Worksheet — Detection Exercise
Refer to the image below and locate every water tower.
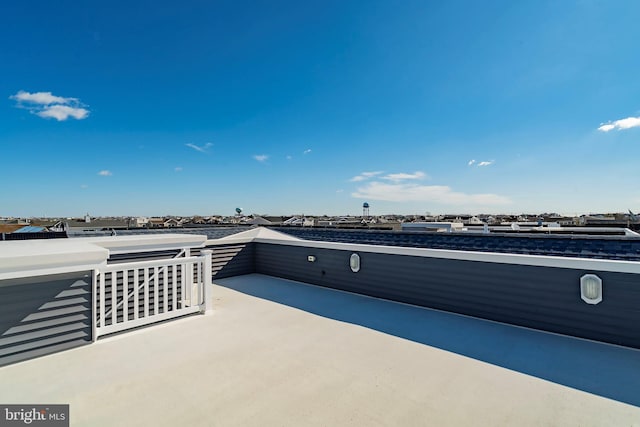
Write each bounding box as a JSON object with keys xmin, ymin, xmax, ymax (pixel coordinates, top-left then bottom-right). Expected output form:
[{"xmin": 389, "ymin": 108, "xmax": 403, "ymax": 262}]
[{"xmin": 362, "ymin": 202, "xmax": 370, "ymax": 219}]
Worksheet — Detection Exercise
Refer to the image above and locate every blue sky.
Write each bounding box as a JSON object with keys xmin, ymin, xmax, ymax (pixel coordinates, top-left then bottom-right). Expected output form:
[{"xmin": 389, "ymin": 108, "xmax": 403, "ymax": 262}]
[{"xmin": 2, "ymin": 0, "xmax": 640, "ymax": 217}]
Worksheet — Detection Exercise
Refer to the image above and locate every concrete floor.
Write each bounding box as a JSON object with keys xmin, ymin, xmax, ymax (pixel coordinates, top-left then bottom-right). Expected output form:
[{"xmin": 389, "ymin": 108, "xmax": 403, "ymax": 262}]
[{"xmin": 0, "ymin": 274, "xmax": 639, "ymax": 426}]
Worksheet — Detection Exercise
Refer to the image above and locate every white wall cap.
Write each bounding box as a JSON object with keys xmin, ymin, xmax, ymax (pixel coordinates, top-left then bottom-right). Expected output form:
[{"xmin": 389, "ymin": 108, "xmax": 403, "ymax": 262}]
[
  {"xmin": 402, "ymin": 222, "xmax": 464, "ymax": 229},
  {"xmin": 0, "ymin": 239, "xmax": 108, "ymax": 280},
  {"xmin": 0, "ymin": 233, "xmax": 208, "ymax": 280},
  {"xmin": 207, "ymin": 227, "xmax": 303, "ymax": 245},
  {"xmin": 79, "ymin": 233, "xmax": 208, "ymax": 254}
]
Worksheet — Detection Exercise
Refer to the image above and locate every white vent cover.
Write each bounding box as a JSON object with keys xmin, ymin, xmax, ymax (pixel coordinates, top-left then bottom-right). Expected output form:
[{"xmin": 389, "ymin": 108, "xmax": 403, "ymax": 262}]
[{"xmin": 580, "ymin": 274, "xmax": 602, "ymax": 305}]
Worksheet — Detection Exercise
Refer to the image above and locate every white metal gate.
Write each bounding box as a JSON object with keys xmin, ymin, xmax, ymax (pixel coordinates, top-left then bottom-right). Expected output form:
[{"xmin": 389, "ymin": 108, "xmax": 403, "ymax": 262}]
[{"xmin": 94, "ymin": 250, "xmax": 212, "ymax": 338}]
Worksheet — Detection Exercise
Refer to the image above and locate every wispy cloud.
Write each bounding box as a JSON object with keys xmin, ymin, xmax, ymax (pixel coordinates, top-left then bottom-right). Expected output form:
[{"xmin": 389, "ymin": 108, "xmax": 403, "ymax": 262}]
[
  {"xmin": 253, "ymin": 154, "xmax": 269, "ymax": 162},
  {"xmin": 98, "ymin": 170, "xmax": 112, "ymax": 176},
  {"xmin": 36, "ymin": 105, "xmax": 89, "ymax": 120},
  {"xmin": 80, "ymin": 184, "xmax": 89, "ymax": 189},
  {"xmin": 468, "ymin": 159, "xmax": 494, "ymax": 167},
  {"xmin": 185, "ymin": 142, "xmax": 213, "ymax": 153},
  {"xmin": 349, "ymin": 171, "xmax": 383, "ymax": 182},
  {"xmin": 11, "ymin": 91, "xmax": 74, "ymax": 105},
  {"xmin": 336, "ymin": 189, "xmax": 344, "ymax": 193},
  {"xmin": 303, "ymin": 149, "xmax": 312, "ymax": 154},
  {"xmin": 352, "ymin": 182, "xmax": 511, "ymax": 205},
  {"xmin": 382, "ymin": 171, "xmax": 426, "ymax": 182},
  {"xmin": 598, "ymin": 116, "xmax": 640, "ymax": 132},
  {"xmin": 10, "ymin": 90, "xmax": 89, "ymax": 121},
  {"xmin": 477, "ymin": 161, "xmax": 494, "ymax": 167},
  {"xmin": 174, "ymin": 167, "xmax": 183, "ymax": 172}
]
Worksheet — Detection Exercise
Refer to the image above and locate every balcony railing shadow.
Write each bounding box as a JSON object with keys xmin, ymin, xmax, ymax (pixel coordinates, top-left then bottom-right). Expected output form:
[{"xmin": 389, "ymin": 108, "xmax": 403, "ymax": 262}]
[{"xmin": 217, "ymin": 273, "xmax": 640, "ymax": 408}]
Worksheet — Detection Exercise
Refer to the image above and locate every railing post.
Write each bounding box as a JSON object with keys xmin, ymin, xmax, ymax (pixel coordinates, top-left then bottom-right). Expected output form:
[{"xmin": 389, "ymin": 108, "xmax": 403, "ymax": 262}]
[
  {"xmin": 200, "ymin": 250, "xmax": 213, "ymax": 315},
  {"xmin": 92, "ymin": 268, "xmax": 98, "ymax": 342}
]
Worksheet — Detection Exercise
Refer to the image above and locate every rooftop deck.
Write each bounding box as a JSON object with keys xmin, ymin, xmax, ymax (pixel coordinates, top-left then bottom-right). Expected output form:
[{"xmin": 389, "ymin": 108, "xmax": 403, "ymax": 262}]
[{"xmin": 1, "ymin": 274, "xmax": 638, "ymax": 426}]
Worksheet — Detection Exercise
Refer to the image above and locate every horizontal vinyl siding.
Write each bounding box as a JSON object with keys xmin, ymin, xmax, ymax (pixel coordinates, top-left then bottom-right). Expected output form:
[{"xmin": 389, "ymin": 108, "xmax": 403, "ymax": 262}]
[
  {"xmin": 107, "ymin": 249, "xmax": 183, "ymax": 263},
  {"xmin": 112, "ymin": 244, "xmax": 255, "ymax": 280},
  {"xmin": 0, "ymin": 272, "xmax": 93, "ymax": 366},
  {"xmin": 255, "ymin": 243, "xmax": 640, "ymax": 349},
  {"xmin": 198, "ymin": 243, "xmax": 255, "ymax": 279}
]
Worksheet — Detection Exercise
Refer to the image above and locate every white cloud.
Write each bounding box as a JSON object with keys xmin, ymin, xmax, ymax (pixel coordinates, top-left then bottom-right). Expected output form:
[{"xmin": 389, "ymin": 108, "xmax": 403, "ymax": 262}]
[
  {"xmin": 36, "ymin": 105, "xmax": 89, "ymax": 121},
  {"xmin": 174, "ymin": 167, "xmax": 183, "ymax": 172},
  {"xmin": 349, "ymin": 171, "xmax": 383, "ymax": 182},
  {"xmin": 382, "ymin": 171, "xmax": 426, "ymax": 182},
  {"xmin": 468, "ymin": 159, "xmax": 493, "ymax": 167},
  {"xmin": 98, "ymin": 170, "xmax": 112, "ymax": 176},
  {"xmin": 10, "ymin": 90, "xmax": 89, "ymax": 121},
  {"xmin": 303, "ymin": 149, "xmax": 312, "ymax": 154},
  {"xmin": 10, "ymin": 90, "xmax": 75, "ymax": 105},
  {"xmin": 253, "ymin": 154, "xmax": 269, "ymax": 162},
  {"xmin": 185, "ymin": 142, "xmax": 213, "ymax": 153},
  {"xmin": 477, "ymin": 161, "xmax": 494, "ymax": 167},
  {"xmin": 352, "ymin": 181, "xmax": 511, "ymax": 205},
  {"xmin": 598, "ymin": 116, "xmax": 640, "ymax": 132}
]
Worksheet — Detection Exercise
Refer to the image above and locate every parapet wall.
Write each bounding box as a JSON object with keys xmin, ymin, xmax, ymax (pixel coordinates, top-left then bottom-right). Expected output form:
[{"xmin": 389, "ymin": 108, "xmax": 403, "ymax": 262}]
[{"xmin": 253, "ymin": 238, "xmax": 640, "ymax": 349}]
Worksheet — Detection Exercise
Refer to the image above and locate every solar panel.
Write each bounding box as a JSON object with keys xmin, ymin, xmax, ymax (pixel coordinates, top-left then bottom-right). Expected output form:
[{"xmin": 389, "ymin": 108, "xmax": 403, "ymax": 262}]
[{"xmin": 14, "ymin": 226, "xmax": 46, "ymax": 233}]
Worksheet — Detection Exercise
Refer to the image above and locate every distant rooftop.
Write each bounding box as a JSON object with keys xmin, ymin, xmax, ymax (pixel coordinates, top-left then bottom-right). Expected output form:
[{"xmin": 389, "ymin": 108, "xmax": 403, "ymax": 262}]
[
  {"xmin": 73, "ymin": 225, "xmax": 640, "ymax": 261},
  {"xmin": 273, "ymin": 227, "xmax": 640, "ymax": 261}
]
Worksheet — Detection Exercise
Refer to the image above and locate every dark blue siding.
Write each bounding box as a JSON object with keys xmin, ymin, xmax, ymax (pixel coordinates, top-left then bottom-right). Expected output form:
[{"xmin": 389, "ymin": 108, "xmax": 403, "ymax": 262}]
[
  {"xmin": 0, "ymin": 272, "xmax": 93, "ymax": 366},
  {"xmin": 197, "ymin": 243, "xmax": 255, "ymax": 279},
  {"xmin": 255, "ymin": 243, "xmax": 640, "ymax": 349}
]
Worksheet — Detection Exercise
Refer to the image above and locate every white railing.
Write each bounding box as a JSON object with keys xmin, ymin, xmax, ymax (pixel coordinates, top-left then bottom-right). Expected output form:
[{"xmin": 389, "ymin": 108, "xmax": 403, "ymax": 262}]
[{"xmin": 94, "ymin": 250, "xmax": 212, "ymax": 338}]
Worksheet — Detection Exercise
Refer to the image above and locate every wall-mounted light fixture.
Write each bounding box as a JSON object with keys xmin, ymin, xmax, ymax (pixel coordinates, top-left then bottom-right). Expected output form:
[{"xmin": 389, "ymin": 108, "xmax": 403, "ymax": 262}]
[
  {"xmin": 307, "ymin": 255, "xmax": 316, "ymax": 262},
  {"xmin": 349, "ymin": 253, "xmax": 361, "ymax": 273},
  {"xmin": 580, "ymin": 274, "xmax": 602, "ymax": 305}
]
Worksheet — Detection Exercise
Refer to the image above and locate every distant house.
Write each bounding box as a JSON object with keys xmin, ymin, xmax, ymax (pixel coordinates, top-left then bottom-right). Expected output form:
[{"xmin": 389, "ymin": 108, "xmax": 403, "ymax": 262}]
[
  {"xmin": 164, "ymin": 218, "xmax": 180, "ymax": 228},
  {"xmin": 133, "ymin": 217, "xmax": 149, "ymax": 228},
  {"xmin": 64, "ymin": 215, "xmax": 132, "ymax": 231},
  {"xmin": 283, "ymin": 217, "xmax": 304, "ymax": 226},
  {"xmin": 148, "ymin": 218, "xmax": 165, "ymax": 228},
  {"xmin": 205, "ymin": 216, "xmax": 222, "ymax": 224},
  {"xmin": 335, "ymin": 217, "xmax": 362, "ymax": 227},
  {"xmin": 221, "ymin": 216, "xmax": 241, "ymax": 224},
  {"xmin": 468, "ymin": 216, "xmax": 484, "ymax": 225},
  {"xmin": 246, "ymin": 216, "xmax": 273, "ymax": 226},
  {"xmin": 191, "ymin": 217, "xmax": 207, "ymax": 225},
  {"xmin": 261, "ymin": 216, "xmax": 285, "ymax": 225}
]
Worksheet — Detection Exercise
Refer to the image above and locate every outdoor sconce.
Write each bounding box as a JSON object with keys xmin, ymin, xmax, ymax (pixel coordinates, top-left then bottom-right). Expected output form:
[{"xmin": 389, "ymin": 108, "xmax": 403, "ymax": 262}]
[
  {"xmin": 580, "ymin": 274, "xmax": 602, "ymax": 305},
  {"xmin": 349, "ymin": 253, "xmax": 361, "ymax": 273}
]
